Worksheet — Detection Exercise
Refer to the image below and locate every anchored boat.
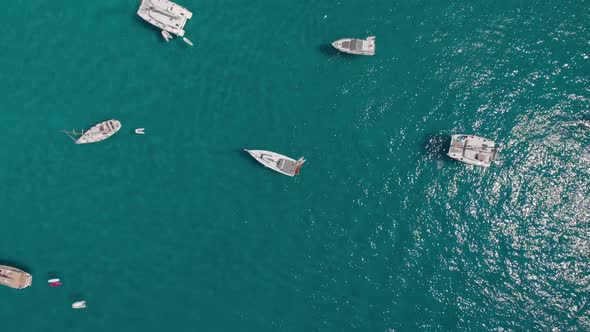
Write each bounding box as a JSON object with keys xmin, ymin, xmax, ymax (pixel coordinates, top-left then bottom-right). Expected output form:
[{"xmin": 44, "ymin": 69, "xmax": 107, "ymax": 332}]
[
  {"xmin": 63, "ymin": 119, "xmax": 121, "ymax": 144},
  {"xmin": 245, "ymin": 149, "xmax": 305, "ymax": 177},
  {"xmin": 137, "ymin": 0, "xmax": 193, "ymax": 44},
  {"xmin": 48, "ymin": 278, "xmax": 62, "ymax": 287},
  {"xmin": 72, "ymin": 301, "xmax": 87, "ymax": 309},
  {"xmin": 332, "ymin": 36, "xmax": 375, "ymax": 55},
  {"xmin": 447, "ymin": 134, "xmax": 497, "ymax": 167},
  {"xmin": 161, "ymin": 30, "xmax": 173, "ymax": 42},
  {"xmin": 0, "ymin": 265, "xmax": 32, "ymax": 289}
]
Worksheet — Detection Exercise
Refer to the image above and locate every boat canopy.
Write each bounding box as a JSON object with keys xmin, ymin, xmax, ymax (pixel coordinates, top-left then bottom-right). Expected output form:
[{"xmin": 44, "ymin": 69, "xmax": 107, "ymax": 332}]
[{"xmin": 350, "ymin": 40, "xmax": 364, "ymax": 50}]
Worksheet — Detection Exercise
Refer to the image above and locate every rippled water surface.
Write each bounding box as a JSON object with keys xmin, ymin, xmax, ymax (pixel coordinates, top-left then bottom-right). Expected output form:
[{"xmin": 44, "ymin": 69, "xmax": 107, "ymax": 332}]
[{"xmin": 0, "ymin": 0, "xmax": 588, "ymax": 331}]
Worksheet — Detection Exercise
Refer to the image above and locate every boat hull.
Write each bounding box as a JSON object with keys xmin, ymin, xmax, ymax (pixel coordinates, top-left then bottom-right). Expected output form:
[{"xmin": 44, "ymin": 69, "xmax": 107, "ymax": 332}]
[
  {"xmin": 447, "ymin": 134, "xmax": 497, "ymax": 167},
  {"xmin": 137, "ymin": 0, "xmax": 193, "ymax": 37},
  {"xmin": 332, "ymin": 37, "xmax": 375, "ymax": 55},
  {"xmin": 76, "ymin": 119, "xmax": 121, "ymax": 144},
  {"xmin": 245, "ymin": 149, "xmax": 301, "ymax": 177}
]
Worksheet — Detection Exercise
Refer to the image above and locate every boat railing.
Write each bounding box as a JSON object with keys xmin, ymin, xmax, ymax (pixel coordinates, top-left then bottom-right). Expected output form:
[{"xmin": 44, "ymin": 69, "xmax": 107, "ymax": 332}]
[
  {"xmin": 464, "ymin": 145, "xmax": 496, "ymax": 153},
  {"xmin": 62, "ymin": 129, "xmax": 84, "ymax": 142}
]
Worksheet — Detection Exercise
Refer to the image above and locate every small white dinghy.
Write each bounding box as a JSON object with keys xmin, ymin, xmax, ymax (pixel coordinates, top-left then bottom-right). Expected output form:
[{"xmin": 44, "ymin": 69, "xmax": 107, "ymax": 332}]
[
  {"xmin": 72, "ymin": 301, "xmax": 87, "ymax": 309},
  {"xmin": 135, "ymin": 128, "xmax": 146, "ymax": 135},
  {"xmin": 244, "ymin": 149, "xmax": 305, "ymax": 177},
  {"xmin": 161, "ymin": 30, "xmax": 173, "ymax": 42},
  {"xmin": 182, "ymin": 37, "xmax": 193, "ymax": 46}
]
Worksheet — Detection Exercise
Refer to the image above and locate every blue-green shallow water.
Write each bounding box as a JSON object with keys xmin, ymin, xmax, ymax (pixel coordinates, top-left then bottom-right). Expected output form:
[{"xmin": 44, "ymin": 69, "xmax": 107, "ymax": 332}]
[{"xmin": 1, "ymin": 0, "xmax": 589, "ymax": 330}]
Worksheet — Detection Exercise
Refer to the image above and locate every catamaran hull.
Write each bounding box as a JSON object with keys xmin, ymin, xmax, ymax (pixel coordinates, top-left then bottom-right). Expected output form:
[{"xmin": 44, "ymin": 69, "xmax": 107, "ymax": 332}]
[
  {"xmin": 447, "ymin": 153, "xmax": 491, "ymax": 167},
  {"xmin": 447, "ymin": 134, "xmax": 496, "ymax": 167}
]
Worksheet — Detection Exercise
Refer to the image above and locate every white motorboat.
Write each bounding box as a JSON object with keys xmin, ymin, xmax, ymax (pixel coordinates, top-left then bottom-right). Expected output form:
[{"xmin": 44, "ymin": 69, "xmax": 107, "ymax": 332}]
[
  {"xmin": 332, "ymin": 36, "xmax": 375, "ymax": 55},
  {"xmin": 135, "ymin": 128, "xmax": 146, "ymax": 135},
  {"xmin": 244, "ymin": 149, "xmax": 305, "ymax": 177},
  {"xmin": 72, "ymin": 301, "xmax": 87, "ymax": 309},
  {"xmin": 63, "ymin": 120, "xmax": 121, "ymax": 144},
  {"xmin": 137, "ymin": 0, "xmax": 193, "ymax": 37},
  {"xmin": 0, "ymin": 265, "xmax": 32, "ymax": 289},
  {"xmin": 447, "ymin": 134, "xmax": 497, "ymax": 167}
]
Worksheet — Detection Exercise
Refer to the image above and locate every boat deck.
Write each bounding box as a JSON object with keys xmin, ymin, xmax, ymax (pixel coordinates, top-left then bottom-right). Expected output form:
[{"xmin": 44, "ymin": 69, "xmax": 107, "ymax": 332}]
[
  {"xmin": 75, "ymin": 119, "xmax": 121, "ymax": 144},
  {"xmin": 137, "ymin": 0, "xmax": 193, "ymax": 36},
  {"xmin": 0, "ymin": 265, "xmax": 32, "ymax": 289},
  {"xmin": 279, "ymin": 158, "xmax": 297, "ymax": 175},
  {"xmin": 332, "ymin": 37, "xmax": 375, "ymax": 55},
  {"xmin": 448, "ymin": 135, "xmax": 497, "ymax": 166}
]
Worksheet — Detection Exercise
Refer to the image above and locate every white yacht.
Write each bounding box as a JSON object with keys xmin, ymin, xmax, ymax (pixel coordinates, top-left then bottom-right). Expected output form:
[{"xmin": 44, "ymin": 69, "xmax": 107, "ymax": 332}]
[
  {"xmin": 0, "ymin": 265, "xmax": 32, "ymax": 289},
  {"xmin": 244, "ymin": 149, "xmax": 305, "ymax": 177},
  {"xmin": 332, "ymin": 36, "xmax": 375, "ymax": 55},
  {"xmin": 63, "ymin": 119, "xmax": 121, "ymax": 144},
  {"xmin": 137, "ymin": 0, "xmax": 193, "ymax": 41},
  {"xmin": 447, "ymin": 134, "xmax": 497, "ymax": 167}
]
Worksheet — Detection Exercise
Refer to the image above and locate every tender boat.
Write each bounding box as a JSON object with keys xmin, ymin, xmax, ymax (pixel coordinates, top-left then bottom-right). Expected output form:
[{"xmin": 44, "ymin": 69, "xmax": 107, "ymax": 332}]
[
  {"xmin": 161, "ymin": 30, "xmax": 173, "ymax": 42},
  {"xmin": 137, "ymin": 0, "xmax": 193, "ymax": 37},
  {"xmin": 447, "ymin": 134, "xmax": 497, "ymax": 167},
  {"xmin": 332, "ymin": 36, "xmax": 375, "ymax": 55},
  {"xmin": 48, "ymin": 278, "xmax": 62, "ymax": 287},
  {"xmin": 63, "ymin": 119, "xmax": 121, "ymax": 144},
  {"xmin": 244, "ymin": 149, "xmax": 305, "ymax": 177},
  {"xmin": 0, "ymin": 265, "xmax": 32, "ymax": 289},
  {"xmin": 72, "ymin": 301, "xmax": 87, "ymax": 309},
  {"xmin": 182, "ymin": 37, "xmax": 194, "ymax": 46}
]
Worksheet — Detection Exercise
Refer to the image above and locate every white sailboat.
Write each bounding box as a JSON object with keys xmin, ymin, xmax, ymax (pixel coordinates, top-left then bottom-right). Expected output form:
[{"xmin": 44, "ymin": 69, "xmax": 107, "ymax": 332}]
[
  {"xmin": 161, "ymin": 30, "xmax": 173, "ymax": 42},
  {"xmin": 62, "ymin": 120, "xmax": 121, "ymax": 144},
  {"xmin": 244, "ymin": 149, "xmax": 305, "ymax": 177}
]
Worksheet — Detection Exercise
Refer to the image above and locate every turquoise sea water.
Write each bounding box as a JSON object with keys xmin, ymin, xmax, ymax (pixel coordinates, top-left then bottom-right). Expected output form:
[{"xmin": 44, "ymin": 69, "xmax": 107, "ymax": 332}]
[{"xmin": 1, "ymin": 0, "xmax": 589, "ymax": 330}]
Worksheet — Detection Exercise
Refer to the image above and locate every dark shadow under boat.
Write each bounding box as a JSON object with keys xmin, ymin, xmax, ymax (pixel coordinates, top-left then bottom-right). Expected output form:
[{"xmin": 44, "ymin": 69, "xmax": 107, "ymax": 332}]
[{"xmin": 422, "ymin": 133, "xmax": 452, "ymax": 159}]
